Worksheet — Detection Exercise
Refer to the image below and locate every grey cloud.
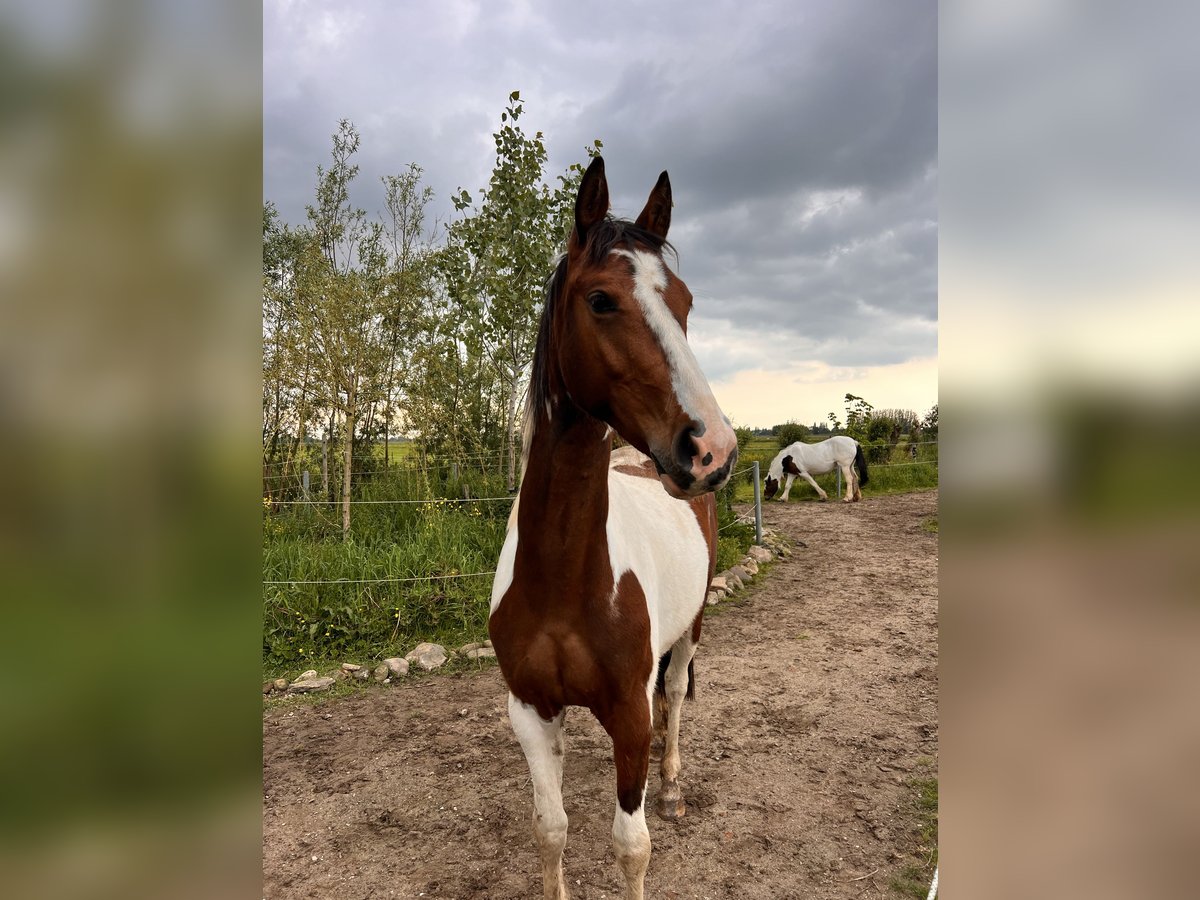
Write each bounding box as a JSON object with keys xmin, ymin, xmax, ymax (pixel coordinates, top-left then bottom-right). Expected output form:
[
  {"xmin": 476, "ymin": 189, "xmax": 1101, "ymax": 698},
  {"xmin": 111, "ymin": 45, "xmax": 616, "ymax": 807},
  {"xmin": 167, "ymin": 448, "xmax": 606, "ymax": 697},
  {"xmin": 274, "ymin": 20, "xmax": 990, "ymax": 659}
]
[{"xmin": 265, "ymin": 0, "xmax": 937, "ymax": 372}]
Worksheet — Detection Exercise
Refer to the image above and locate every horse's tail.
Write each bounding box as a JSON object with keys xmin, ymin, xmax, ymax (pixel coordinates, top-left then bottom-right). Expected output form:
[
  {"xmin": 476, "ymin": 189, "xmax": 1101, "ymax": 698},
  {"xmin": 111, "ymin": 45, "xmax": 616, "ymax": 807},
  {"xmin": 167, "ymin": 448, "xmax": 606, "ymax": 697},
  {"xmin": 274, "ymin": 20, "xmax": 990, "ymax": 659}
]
[
  {"xmin": 854, "ymin": 441, "xmax": 870, "ymax": 486},
  {"xmin": 655, "ymin": 650, "xmax": 696, "ymax": 701}
]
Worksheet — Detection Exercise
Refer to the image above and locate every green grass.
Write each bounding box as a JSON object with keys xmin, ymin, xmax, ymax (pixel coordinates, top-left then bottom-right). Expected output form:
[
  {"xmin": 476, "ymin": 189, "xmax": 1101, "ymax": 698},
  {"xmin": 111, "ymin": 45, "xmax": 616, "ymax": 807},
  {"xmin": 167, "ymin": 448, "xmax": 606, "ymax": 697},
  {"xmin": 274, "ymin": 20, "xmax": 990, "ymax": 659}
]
[
  {"xmin": 263, "ymin": 435, "xmax": 931, "ymax": 680},
  {"xmin": 921, "ymin": 517, "xmax": 939, "ymax": 533},
  {"xmin": 724, "ymin": 437, "xmax": 938, "ymax": 505},
  {"xmin": 264, "ymin": 461, "xmax": 759, "ymax": 678},
  {"xmin": 890, "ymin": 769, "xmax": 939, "ymax": 897}
]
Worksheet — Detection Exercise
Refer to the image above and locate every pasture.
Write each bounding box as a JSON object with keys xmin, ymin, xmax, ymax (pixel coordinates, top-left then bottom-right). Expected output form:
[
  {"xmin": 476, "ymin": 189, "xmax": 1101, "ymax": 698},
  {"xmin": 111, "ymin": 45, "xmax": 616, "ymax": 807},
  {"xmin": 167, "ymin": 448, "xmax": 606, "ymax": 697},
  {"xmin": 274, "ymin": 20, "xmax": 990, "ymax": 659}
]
[
  {"xmin": 262, "ymin": 489, "xmax": 938, "ymax": 899},
  {"xmin": 728, "ymin": 435, "xmax": 939, "ymax": 504},
  {"xmin": 262, "ymin": 459, "xmax": 759, "ymax": 673}
]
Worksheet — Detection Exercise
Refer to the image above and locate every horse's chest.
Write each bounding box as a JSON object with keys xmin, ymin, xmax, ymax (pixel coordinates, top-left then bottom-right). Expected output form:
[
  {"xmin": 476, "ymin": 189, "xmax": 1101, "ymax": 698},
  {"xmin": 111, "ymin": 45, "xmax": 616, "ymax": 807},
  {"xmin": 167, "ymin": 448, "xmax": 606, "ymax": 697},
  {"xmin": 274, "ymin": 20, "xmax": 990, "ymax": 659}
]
[{"xmin": 489, "ymin": 564, "xmax": 655, "ymax": 717}]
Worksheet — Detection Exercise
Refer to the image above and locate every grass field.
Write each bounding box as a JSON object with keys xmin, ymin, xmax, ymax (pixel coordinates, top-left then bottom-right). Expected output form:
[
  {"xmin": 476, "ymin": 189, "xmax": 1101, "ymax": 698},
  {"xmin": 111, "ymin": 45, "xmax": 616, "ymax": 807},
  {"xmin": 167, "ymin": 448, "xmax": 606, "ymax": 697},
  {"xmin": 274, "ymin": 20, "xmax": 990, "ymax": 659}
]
[
  {"xmin": 262, "ymin": 461, "xmax": 758, "ymax": 676},
  {"xmin": 261, "ymin": 436, "xmax": 934, "ymax": 678},
  {"xmin": 725, "ymin": 435, "xmax": 939, "ymax": 504}
]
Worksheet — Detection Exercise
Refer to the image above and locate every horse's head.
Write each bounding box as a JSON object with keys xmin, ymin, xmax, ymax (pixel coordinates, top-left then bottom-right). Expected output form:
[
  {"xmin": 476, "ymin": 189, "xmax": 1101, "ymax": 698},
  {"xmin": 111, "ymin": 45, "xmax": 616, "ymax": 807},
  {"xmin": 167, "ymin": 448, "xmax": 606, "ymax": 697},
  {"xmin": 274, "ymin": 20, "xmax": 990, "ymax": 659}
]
[
  {"xmin": 553, "ymin": 157, "xmax": 737, "ymax": 499},
  {"xmin": 763, "ymin": 475, "xmax": 780, "ymax": 501}
]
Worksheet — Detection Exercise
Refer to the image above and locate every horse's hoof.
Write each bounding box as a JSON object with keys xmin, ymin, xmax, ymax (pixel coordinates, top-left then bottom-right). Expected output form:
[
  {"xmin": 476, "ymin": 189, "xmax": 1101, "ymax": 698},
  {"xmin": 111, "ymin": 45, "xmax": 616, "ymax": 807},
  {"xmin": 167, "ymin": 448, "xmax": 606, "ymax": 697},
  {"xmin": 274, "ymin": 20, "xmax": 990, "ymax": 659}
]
[{"xmin": 656, "ymin": 795, "xmax": 687, "ymax": 821}]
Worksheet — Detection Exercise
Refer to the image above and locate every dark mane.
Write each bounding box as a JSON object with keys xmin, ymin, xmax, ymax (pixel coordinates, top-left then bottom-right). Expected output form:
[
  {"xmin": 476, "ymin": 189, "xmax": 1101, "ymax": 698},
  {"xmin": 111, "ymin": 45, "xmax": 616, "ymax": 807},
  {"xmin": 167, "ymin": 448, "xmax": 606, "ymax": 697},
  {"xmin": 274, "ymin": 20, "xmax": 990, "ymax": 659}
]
[{"xmin": 524, "ymin": 218, "xmax": 674, "ymax": 449}]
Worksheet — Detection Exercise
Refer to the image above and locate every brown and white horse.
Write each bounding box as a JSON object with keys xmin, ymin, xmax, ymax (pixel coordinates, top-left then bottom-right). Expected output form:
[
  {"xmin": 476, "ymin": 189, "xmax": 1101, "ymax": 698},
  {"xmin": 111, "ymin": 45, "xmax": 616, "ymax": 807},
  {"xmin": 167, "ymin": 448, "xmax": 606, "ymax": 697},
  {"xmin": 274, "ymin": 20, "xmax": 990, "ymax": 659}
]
[{"xmin": 488, "ymin": 157, "xmax": 738, "ymax": 900}]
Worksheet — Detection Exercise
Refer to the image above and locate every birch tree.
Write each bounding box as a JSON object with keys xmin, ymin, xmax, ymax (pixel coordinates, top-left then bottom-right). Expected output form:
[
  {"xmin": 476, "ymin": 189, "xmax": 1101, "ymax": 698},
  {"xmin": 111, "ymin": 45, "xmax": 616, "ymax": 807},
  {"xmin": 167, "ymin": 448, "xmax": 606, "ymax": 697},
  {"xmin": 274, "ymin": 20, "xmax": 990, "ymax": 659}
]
[{"xmin": 446, "ymin": 92, "xmax": 600, "ymax": 489}]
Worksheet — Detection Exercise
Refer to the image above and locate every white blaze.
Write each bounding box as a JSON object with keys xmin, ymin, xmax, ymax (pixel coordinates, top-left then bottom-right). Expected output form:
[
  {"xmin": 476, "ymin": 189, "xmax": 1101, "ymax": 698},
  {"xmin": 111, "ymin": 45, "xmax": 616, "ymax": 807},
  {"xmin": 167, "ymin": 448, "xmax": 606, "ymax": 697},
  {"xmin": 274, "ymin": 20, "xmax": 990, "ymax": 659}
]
[{"xmin": 612, "ymin": 248, "xmax": 724, "ymax": 430}]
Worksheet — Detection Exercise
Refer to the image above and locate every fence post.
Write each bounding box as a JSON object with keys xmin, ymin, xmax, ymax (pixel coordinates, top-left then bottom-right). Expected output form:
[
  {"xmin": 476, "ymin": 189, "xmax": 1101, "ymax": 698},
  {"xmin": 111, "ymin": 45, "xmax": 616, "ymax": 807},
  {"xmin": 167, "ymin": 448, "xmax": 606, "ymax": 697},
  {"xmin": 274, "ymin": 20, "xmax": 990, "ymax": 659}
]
[
  {"xmin": 836, "ymin": 467, "xmax": 842, "ymax": 498},
  {"xmin": 302, "ymin": 469, "xmax": 310, "ymax": 499},
  {"xmin": 752, "ymin": 461, "xmax": 763, "ymax": 546}
]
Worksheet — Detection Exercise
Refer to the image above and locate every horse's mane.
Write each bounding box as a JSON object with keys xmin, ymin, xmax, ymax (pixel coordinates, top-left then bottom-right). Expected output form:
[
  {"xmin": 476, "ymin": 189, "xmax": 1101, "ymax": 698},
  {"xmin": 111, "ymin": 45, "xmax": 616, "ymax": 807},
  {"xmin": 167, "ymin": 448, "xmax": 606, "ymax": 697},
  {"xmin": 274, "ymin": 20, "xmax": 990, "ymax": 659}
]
[{"xmin": 519, "ymin": 217, "xmax": 673, "ymax": 475}]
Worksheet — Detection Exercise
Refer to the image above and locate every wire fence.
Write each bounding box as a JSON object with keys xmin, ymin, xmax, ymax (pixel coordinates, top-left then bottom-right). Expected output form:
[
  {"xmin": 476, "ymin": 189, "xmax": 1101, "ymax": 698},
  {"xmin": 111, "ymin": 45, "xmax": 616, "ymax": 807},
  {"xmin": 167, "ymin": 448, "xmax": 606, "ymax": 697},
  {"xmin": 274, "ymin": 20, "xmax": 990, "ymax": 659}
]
[
  {"xmin": 270, "ymin": 496, "xmax": 516, "ymax": 506},
  {"xmin": 261, "ymin": 444, "xmax": 937, "ymax": 588},
  {"xmin": 264, "ymin": 570, "xmax": 498, "ymax": 587},
  {"xmin": 263, "ymin": 463, "xmax": 764, "ymax": 587}
]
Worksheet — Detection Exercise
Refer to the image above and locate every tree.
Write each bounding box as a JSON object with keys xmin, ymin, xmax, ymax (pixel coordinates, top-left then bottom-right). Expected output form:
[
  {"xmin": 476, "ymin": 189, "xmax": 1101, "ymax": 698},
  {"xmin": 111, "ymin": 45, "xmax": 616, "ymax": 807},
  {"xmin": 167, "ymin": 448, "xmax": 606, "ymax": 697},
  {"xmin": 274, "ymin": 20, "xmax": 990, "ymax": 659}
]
[
  {"xmin": 287, "ymin": 120, "xmax": 395, "ymax": 535},
  {"xmin": 377, "ymin": 163, "xmax": 435, "ymax": 465},
  {"xmin": 262, "ymin": 202, "xmax": 314, "ymax": 492},
  {"xmin": 772, "ymin": 420, "xmax": 811, "ymax": 447},
  {"xmin": 442, "ymin": 92, "xmax": 601, "ymax": 489},
  {"xmin": 922, "ymin": 403, "xmax": 938, "ymax": 437}
]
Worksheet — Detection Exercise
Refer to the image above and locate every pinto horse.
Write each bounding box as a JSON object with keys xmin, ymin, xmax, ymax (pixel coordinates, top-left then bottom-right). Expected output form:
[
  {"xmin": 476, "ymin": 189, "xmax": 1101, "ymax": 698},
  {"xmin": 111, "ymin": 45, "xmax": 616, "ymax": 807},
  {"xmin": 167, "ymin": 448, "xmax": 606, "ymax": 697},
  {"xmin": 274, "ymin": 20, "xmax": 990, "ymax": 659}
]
[
  {"xmin": 488, "ymin": 157, "xmax": 738, "ymax": 900},
  {"xmin": 764, "ymin": 435, "xmax": 869, "ymax": 502}
]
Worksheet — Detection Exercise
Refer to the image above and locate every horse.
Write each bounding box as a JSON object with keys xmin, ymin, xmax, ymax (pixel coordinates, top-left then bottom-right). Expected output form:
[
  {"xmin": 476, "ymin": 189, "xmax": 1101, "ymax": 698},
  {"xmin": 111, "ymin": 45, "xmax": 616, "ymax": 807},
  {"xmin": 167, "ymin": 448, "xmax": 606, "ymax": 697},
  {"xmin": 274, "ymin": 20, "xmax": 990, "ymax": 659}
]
[
  {"xmin": 763, "ymin": 435, "xmax": 869, "ymax": 502},
  {"xmin": 488, "ymin": 156, "xmax": 738, "ymax": 900}
]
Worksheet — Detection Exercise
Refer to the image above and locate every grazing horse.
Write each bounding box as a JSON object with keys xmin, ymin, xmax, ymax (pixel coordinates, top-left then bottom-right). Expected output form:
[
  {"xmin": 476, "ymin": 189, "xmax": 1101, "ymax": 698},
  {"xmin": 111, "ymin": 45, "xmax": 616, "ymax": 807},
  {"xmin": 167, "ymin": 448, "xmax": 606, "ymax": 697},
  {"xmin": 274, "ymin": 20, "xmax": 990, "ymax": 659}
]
[
  {"xmin": 488, "ymin": 157, "xmax": 738, "ymax": 900},
  {"xmin": 764, "ymin": 435, "xmax": 869, "ymax": 502}
]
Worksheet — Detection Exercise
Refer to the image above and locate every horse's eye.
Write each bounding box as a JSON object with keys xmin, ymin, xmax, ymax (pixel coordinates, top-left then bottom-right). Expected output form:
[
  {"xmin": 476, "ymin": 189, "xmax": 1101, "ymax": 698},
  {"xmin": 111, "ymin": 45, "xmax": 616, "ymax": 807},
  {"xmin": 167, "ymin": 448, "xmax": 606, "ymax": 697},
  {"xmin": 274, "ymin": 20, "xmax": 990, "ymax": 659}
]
[{"xmin": 587, "ymin": 291, "xmax": 617, "ymax": 314}]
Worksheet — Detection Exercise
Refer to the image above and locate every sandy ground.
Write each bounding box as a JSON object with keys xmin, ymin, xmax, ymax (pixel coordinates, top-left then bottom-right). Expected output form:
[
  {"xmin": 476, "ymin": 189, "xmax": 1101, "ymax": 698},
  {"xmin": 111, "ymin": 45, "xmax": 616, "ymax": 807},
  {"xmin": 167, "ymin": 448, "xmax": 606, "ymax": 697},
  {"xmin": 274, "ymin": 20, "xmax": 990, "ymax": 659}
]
[{"xmin": 263, "ymin": 489, "xmax": 938, "ymax": 899}]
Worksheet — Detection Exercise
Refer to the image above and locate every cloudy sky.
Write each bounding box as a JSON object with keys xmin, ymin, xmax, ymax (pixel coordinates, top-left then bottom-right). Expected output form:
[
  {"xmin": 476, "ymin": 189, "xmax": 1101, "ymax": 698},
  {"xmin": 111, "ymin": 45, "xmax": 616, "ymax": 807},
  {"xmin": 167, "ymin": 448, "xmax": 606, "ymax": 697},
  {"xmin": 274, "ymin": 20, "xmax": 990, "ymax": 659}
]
[{"xmin": 264, "ymin": 0, "xmax": 937, "ymax": 429}]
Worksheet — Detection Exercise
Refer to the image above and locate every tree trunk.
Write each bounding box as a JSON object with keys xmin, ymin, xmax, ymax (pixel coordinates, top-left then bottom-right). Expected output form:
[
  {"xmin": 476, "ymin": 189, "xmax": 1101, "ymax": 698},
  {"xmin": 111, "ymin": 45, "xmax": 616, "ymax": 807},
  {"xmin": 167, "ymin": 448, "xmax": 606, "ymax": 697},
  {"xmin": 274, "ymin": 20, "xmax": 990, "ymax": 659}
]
[
  {"xmin": 505, "ymin": 366, "xmax": 520, "ymax": 492},
  {"xmin": 322, "ymin": 412, "xmax": 332, "ymax": 502},
  {"xmin": 341, "ymin": 405, "xmax": 354, "ymax": 536}
]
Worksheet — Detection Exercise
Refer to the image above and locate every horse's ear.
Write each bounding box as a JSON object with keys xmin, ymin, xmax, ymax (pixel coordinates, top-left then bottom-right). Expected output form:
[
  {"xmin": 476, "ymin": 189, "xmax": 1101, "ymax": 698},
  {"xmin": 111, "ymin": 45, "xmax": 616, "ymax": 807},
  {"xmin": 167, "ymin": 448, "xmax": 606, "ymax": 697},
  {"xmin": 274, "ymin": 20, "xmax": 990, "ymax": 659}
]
[
  {"xmin": 635, "ymin": 170, "xmax": 672, "ymax": 239},
  {"xmin": 574, "ymin": 156, "xmax": 609, "ymax": 244}
]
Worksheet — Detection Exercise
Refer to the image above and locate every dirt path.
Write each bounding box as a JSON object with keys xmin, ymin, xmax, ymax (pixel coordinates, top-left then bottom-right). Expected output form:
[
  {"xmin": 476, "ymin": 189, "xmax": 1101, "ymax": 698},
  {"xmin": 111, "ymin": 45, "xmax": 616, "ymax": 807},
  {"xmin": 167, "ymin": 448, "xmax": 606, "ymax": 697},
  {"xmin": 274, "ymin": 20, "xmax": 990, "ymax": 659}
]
[{"xmin": 263, "ymin": 490, "xmax": 938, "ymax": 899}]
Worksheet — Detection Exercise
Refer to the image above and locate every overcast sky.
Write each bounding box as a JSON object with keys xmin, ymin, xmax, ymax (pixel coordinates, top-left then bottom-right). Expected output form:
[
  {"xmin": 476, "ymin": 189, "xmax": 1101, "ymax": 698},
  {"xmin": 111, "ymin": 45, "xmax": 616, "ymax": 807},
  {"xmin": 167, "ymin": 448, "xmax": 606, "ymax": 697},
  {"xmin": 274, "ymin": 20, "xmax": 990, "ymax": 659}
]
[{"xmin": 264, "ymin": 0, "xmax": 937, "ymax": 429}]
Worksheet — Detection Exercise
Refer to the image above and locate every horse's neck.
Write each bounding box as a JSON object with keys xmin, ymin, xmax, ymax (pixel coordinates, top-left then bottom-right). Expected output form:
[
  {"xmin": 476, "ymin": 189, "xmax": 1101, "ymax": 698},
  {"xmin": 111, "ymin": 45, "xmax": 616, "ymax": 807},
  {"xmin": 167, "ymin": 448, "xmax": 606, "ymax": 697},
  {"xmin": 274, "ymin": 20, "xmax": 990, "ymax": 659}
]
[{"xmin": 517, "ymin": 404, "xmax": 612, "ymax": 562}]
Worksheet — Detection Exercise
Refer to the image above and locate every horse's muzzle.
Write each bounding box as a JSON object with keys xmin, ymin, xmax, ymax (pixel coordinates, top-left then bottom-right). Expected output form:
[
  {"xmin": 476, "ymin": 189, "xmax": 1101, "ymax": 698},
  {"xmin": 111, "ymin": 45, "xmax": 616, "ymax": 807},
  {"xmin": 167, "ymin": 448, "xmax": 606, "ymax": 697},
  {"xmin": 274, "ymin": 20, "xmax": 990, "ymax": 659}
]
[{"xmin": 652, "ymin": 445, "xmax": 737, "ymax": 499}]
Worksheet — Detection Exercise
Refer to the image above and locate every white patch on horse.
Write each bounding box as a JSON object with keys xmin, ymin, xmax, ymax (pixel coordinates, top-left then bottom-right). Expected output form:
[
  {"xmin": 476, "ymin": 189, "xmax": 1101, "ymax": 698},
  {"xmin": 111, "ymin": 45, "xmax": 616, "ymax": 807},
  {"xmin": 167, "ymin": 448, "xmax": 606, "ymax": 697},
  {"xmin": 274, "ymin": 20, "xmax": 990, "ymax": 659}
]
[
  {"xmin": 605, "ymin": 463, "xmax": 708, "ymax": 658},
  {"xmin": 612, "ymin": 796, "xmax": 651, "ymax": 897},
  {"xmin": 489, "ymin": 522, "xmax": 519, "ymax": 615},
  {"xmin": 612, "ymin": 248, "xmax": 721, "ymax": 429},
  {"xmin": 508, "ymin": 696, "xmax": 569, "ymax": 898}
]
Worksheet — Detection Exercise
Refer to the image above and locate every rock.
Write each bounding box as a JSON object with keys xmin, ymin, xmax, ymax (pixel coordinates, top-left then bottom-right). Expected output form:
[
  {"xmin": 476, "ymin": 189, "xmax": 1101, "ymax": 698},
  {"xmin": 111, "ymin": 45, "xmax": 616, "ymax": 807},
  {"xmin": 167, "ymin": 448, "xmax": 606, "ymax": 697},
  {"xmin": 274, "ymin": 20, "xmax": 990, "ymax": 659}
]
[
  {"xmin": 467, "ymin": 647, "xmax": 496, "ymax": 659},
  {"xmin": 405, "ymin": 642, "xmax": 448, "ymax": 671},
  {"xmin": 383, "ymin": 657, "xmax": 409, "ymax": 678},
  {"xmin": 297, "ymin": 669, "xmax": 318, "ymax": 681},
  {"xmin": 482, "ymin": 639, "xmax": 493, "ymax": 649},
  {"xmin": 710, "ymin": 576, "xmax": 728, "ymax": 593},
  {"xmin": 262, "ymin": 681, "xmax": 274, "ymax": 694},
  {"xmin": 352, "ymin": 667, "xmax": 369, "ymax": 680},
  {"xmin": 273, "ymin": 678, "xmax": 289, "ymax": 692},
  {"xmin": 458, "ymin": 642, "xmax": 482, "ymax": 655},
  {"xmin": 372, "ymin": 664, "xmax": 389, "ymax": 682},
  {"xmin": 341, "ymin": 662, "xmax": 363, "ymax": 672},
  {"xmin": 728, "ymin": 565, "xmax": 752, "ymax": 585},
  {"xmin": 287, "ymin": 676, "xmax": 335, "ymax": 693},
  {"xmin": 714, "ymin": 588, "xmax": 727, "ymax": 601},
  {"xmin": 740, "ymin": 557, "xmax": 759, "ymax": 575},
  {"xmin": 706, "ymin": 591, "xmax": 720, "ymax": 606},
  {"xmin": 721, "ymin": 570, "xmax": 743, "ymax": 591},
  {"xmin": 747, "ymin": 545, "xmax": 773, "ymax": 563}
]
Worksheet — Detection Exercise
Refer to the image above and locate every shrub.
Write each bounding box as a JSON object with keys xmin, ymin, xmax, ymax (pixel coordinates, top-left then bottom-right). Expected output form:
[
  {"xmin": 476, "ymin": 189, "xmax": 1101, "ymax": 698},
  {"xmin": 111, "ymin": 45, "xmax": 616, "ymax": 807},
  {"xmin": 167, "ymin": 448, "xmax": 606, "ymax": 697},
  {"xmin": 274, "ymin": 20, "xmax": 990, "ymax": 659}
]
[{"xmin": 773, "ymin": 420, "xmax": 810, "ymax": 447}]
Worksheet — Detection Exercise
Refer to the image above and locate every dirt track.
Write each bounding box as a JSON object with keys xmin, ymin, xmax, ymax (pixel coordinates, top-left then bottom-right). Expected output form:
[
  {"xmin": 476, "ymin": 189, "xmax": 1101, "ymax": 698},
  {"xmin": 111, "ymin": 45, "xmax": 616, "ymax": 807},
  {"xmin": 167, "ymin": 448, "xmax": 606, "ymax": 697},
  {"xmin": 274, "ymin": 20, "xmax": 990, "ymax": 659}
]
[{"xmin": 263, "ymin": 490, "xmax": 939, "ymax": 899}]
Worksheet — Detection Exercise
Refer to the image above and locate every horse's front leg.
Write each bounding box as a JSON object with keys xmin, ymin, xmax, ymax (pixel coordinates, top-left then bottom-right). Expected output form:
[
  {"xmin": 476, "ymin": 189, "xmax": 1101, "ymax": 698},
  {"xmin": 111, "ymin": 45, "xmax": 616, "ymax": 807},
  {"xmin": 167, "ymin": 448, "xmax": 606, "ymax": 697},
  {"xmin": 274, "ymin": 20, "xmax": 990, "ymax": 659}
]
[
  {"xmin": 509, "ymin": 694, "xmax": 570, "ymax": 900},
  {"xmin": 601, "ymin": 697, "xmax": 653, "ymax": 900},
  {"xmin": 656, "ymin": 634, "xmax": 698, "ymax": 821},
  {"xmin": 780, "ymin": 473, "xmax": 796, "ymax": 501}
]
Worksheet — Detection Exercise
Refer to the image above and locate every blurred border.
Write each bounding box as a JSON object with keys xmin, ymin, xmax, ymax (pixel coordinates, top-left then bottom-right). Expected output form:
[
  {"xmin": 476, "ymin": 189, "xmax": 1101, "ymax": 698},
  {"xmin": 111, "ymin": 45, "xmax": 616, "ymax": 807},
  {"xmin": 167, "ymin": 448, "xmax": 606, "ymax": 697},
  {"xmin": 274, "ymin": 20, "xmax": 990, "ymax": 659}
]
[
  {"xmin": 941, "ymin": 3, "xmax": 1200, "ymax": 898},
  {"xmin": 0, "ymin": 2, "xmax": 261, "ymax": 898}
]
